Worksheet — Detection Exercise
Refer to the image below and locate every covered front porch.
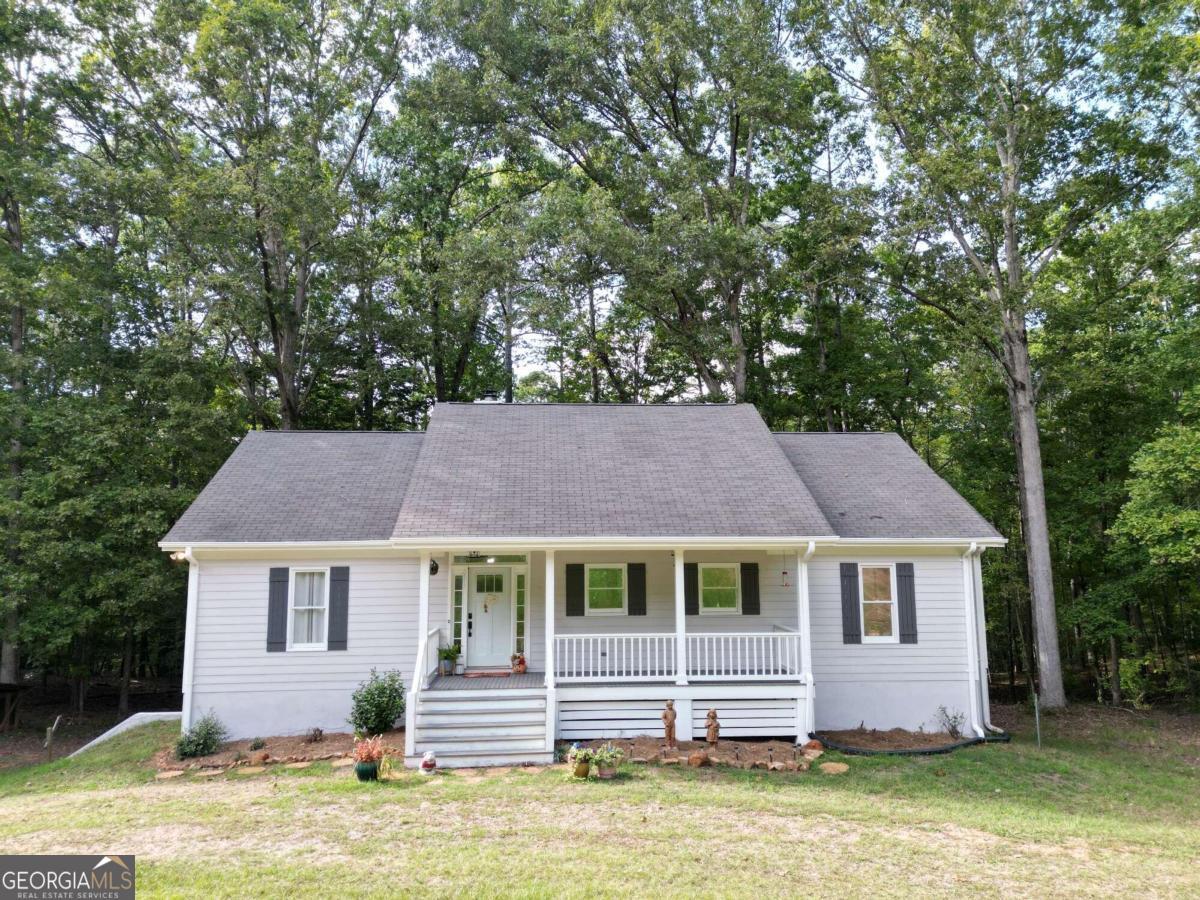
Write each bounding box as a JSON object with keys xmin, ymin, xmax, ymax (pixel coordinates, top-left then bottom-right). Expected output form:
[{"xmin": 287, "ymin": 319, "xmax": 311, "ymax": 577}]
[{"xmin": 405, "ymin": 543, "xmax": 819, "ymax": 764}]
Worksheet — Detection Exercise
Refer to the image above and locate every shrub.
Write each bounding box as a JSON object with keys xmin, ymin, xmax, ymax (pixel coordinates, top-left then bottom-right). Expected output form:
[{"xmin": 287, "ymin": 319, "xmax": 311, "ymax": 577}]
[
  {"xmin": 349, "ymin": 668, "xmax": 406, "ymax": 736},
  {"xmin": 176, "ymin": 711, "xmax": 228, "ymax": 759},
  {"xmin": 248, "ymin": 737, "xmax": 266, "ymax": 751},
  {"xmin": 935, "ymin": 705, "xmax": 966, "ymax": 740}
]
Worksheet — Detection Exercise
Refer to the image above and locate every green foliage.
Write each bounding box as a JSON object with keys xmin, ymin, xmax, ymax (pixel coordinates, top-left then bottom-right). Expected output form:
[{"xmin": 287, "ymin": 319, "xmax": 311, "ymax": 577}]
[
  {"xmin": 249, "ymin": 737, "xmax": 266, "ymax": 751},
  {"xmin": 349, "ymin": 669, "xmax": 406, "ymax": 736},
  {"xmin": 176, "ymin": 712, "xmax": 228, "ymax": 759}
]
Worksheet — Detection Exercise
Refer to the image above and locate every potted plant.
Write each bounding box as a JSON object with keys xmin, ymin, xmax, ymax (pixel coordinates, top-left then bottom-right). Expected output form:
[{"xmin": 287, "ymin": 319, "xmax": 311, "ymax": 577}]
[
  {"xmin": 568, "ymin": 745, "xmax": 595, "ymax": 779},
  {"xmin": 593, "ymin": 743, "xmax": 624, "ymax": 779},
  {"xmin": 353, "ymin": 735, "xmax": 385, "ymax": 782},
  {"xmin": 438, "ymin": 644, "xmax": 460, "ymax": 676},
  {"xmin": 510, "ymin": 652, "xmax": 527, "ymax": 675}
]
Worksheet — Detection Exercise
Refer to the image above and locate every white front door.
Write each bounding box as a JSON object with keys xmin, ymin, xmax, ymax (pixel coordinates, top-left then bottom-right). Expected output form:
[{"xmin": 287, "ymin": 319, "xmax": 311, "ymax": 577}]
[{"xmin": 467, "ymin": 568, "xmax": 513, "ymax": 668}]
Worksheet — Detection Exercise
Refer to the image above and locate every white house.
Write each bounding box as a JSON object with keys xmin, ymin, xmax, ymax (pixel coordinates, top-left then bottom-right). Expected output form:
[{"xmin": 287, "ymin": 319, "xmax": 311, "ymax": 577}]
[{"xmin": 159, "ymin": 403, "xmax": 1004, "ymax": 767}]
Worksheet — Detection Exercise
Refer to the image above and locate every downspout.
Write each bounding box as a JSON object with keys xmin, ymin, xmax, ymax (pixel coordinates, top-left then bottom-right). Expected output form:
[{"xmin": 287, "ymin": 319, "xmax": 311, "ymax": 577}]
[
  {"xmin": 961, "ymin": 542, "xmax": 986, "ymax": 739},
  {"xmin": 799, "ymin": 541, "xmax": 817, "ymax": 740},
  {"xmin": 179, "ymin": 547, "xmax": 200, "ymax": 732},
  {"xmin": 974, "ymin": 551, "xmax": 1003, "ymax": 734}
]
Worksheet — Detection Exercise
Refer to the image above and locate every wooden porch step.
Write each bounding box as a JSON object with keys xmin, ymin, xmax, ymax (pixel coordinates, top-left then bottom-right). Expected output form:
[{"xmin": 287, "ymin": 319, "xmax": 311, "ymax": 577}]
[
  {"xmin": 405, "ymin": 750, "xmax": 555, "ymax": 769},
  {"xmin": 414, "ymin": 736, "xmax": 547, "ymax": 755},
  {"xmin": 417, "ymin": 711, "xmax": 546, "ymax": 728}
]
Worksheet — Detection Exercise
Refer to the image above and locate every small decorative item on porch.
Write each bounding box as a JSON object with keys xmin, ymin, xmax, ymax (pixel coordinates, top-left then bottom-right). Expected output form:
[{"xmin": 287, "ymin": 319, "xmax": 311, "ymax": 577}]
[
  {"xmin": 352, "ymin": 735, "xmax": 385, "ymax": 782},
  {"xmin": 705, "ymin": 709, "xmax": 720, "ymax": 746},
  {"xmin": 662, "ymin": 700, "xmax": 677, "ymax": 750},
  {"xmin": 593, "ymin": 743, "xmax": 624, "ymax": 779},
  {"xmin": 438, "ymin": 644, "xmax": 460, "ymax": 676},
  {"xmin": 420, "ymin": 750, "xmax": 438, "ymax": 775},
  {"xmin": 568, "ymin": 745, "xmax": 595, "ymax": 779},
  {"xmin": 510, "ymin": 653, "xmax": 527, "ymax": 675}
]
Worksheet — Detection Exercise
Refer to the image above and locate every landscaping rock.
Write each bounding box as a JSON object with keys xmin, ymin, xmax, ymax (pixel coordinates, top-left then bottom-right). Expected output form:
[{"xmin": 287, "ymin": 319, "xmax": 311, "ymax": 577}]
[
  {"xmin": 796, "ymin": 759, "xmax": 811, "ymax": 772},
  {"xmin": 802, "ymin": 739, "xmax": 823, "ymax": 751},
  {"xmin": 687, "ymin": 751, "xmax": 710, "ymax": 767},
  {"xmin": 660, "ymin": 757, "xmax": 680, "ymax": 765},
  {"xmin": 802, "ymin": 749, "xmax": 823, "ymax": 761},
  {"xmin": 819, "ymin": 762, "xmax": 849, "ymax": 775},
  {"xmin": 630, "ymin": 757, "xmax": 649, "ymax": 765},
  {"xmin": 751, "ymin": 760, "xmax": 769, "ymax": 770},
  {"xmin": 284, "ymin": 761, "xmax": 311, "ymax": 770},
  {"xmin": 332, "ymin": 758, "xmax": 355, "ymax": 768},
  {"xmin": 250, "ymin": 751, "xmax": 271, "ymax": 765},
  {"xmin": 194, "ymin": 768, "xmax": 224, "ymax": 777},
  {"xmin": 768, "ymin": 761, "xmax": 787, "ymax": 772},
  {"xmin": 238, "ymin": 766, "xmax": 267, "ymax": 775},
  {"xmin": 155, "ymin": 770, "xmax": 185, "ymax": 780}
]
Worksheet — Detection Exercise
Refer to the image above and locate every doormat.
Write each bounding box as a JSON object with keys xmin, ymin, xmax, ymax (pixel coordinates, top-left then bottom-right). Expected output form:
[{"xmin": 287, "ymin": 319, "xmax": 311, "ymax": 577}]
[{"xmin": 463, "ymin": 670, "xmax": 511, "ymax": 678}]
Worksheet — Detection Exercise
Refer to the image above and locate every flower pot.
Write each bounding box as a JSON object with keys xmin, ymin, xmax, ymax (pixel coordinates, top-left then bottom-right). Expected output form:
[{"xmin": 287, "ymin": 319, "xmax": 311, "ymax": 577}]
[
  {"xmin": 596, "ymin": 764, "xmax": 617, "ymax": 780},
  {"xmin": 514, "ymin": 661, "xmax": 527, "ymax": 675},
  {"xmin": 454, "ymin": 662, "xmax": 465, "ymax": 675},
  {"xmin": 355, "ymin": 761, "xmax": 380, "ymax": 782},
  {"xmin": 440, "ymin": 660, "xmax": 453, "ymax": 676},
  {"xmin": 573, "ymin": 760, "xmax": 591, "ymax": 779}
]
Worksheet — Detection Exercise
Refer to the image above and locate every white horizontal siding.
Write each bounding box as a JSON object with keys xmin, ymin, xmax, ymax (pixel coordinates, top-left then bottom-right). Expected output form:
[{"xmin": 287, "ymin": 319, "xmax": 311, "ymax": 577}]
[
  {"xmin": 809, "ymin": 555, "xmax": 973, "ymax": 730},
  {"xmin": 190, "ymin": 555, "xmax": 439, "ymax": 737}
]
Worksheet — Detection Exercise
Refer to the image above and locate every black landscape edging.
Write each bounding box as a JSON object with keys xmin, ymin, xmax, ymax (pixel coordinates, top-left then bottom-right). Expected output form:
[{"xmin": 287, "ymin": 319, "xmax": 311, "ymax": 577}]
[{"xmin": 812, "ymin": 729, "xmax": 1011, "ymax": 757}]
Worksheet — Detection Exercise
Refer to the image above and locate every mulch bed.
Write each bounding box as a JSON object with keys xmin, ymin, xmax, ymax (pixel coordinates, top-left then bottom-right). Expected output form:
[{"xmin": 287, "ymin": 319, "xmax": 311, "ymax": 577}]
[
  {"xmin": 818, "ymin": 727, "xmax": 961, "ymax": 752},
  {"xmin": 155, "ymin": 729, "xmax": 406, "ymax": 771},
  {"xmin": 570, "ymin": 736, "xmax": 818, "ymax": 769}
]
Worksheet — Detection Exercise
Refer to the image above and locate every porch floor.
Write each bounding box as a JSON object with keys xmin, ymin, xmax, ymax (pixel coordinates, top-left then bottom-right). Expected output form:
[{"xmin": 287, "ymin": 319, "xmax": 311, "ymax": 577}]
[{"xmin": 428, "ymin": 672, "xmax": 547, "ymax": 690}]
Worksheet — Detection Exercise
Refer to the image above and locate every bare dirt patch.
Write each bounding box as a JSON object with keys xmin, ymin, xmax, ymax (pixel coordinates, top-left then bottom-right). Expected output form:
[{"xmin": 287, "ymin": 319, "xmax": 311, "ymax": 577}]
[
  {"xmin": 571, "ymin": 736, "xmax": 810, "ymax": 768},
  {"xmin": 819, "ymin": 727, "xmax": 962, "ymax": 751},
  {"xmin": 153, "ymin": 728, "xmax": 405, "ymax": 770}
]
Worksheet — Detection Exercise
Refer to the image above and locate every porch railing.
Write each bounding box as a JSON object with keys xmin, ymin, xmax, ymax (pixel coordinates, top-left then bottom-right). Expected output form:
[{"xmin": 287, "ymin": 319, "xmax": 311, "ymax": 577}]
[
  {"xmin": 552, "ymin": 631, "xmax": 802, "ymax": 683},
  {"xmin": 554, "ymin": 633, "xmax": 676, "ymax": 683},
  {"xmin": 686, "ymin": 633, "xmax": 801, "ymax": 681}
]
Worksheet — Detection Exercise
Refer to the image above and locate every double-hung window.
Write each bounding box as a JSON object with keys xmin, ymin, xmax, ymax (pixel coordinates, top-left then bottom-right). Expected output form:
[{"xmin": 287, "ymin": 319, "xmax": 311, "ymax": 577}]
[
  {"xmin": 289, "ymin": 569, "xmax": 329, "ymax": 649},
  {"xmin": 698, "ymin": 564, "xmax": 740, "ymax": 614},
  {"xmin": 860, "ymin": 564, "xmax": 898, "ymax": 642},
  {"xmin": 585, "ymin": 564, "xmax": 627, "ymax": 615}
]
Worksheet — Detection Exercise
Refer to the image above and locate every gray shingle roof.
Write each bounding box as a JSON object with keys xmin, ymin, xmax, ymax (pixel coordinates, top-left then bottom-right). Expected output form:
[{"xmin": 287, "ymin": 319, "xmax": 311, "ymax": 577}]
[
  {"xmin": 162, "ymin": 431, "xmax": 423, "ymax": 543},
  {"xmin": 773, "ymin": 432, "xmax": 1002, "ymax": 539},
  {"xmin": 162, "ymin": 406, "xmax": 1003, "ymax": 544},
  {"xmin": 391, "ymin": 403, "xmax": 835, "ymax": 538}
]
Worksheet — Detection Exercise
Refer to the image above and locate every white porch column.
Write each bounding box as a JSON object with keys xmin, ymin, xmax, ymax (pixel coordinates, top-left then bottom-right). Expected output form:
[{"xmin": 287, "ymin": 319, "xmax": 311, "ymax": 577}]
[
  {"xmin": 544, "ymin": 550, "xmax": 556, "ymax": 688},
  {"xmin": 417, "ymin": 550, "xmax": 431, "ymax": 663},
  {"xmin": 797, "ymin": 542, "xmax": 816, "ymax": 742},
  {"xmin": 674, "ymin": 549, "xmax": 688, "ymax": 685},
  {"xmin": 961, "ymin": 544, "xmax": 986, "ymax": 738},
  {"xmin": 180, "ymin": 548, "xmax": 200, "ymax": 732},
  {"xmin": 543, "ymin": 550, "xmax": 557, "ymax": 752},
  {"xmin": 406, "ymin": 550, "xmax": 431, "ymax": 759}
]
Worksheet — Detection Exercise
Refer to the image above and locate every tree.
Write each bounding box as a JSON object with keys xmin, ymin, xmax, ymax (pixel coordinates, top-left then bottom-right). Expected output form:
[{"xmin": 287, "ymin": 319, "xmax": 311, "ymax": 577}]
[{"xmin": 809, "ymin": 0, "xmax": 1173, "ymax": 706}]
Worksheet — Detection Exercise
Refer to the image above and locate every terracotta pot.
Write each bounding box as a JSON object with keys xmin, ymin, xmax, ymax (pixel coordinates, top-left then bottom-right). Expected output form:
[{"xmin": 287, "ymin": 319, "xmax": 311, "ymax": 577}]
[
  {"xmin": 514, "ymin": 661, "xmax": 527, "ymax": 674},
  {"xmin": 355, "ymin": 761, "xmax": 379, "ymax": 782},
  {"xmin": 596, "ymin": 764, "xmax": 617, "ymax": 780},
  {"xmin": 573, "ymin": 760, "xmax": 591, "ymax": 779}
]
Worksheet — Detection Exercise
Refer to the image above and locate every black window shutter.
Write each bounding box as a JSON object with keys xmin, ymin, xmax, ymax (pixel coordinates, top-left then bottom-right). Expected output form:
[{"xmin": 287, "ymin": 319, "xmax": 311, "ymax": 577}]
[
  {"xmin": 840, "ymin": 562, "xmax": 862, "ymax": 644},
  {"xmin": 684, "ymin": 562, "xmax": 699, "ymax": 615},
  {"xmin": 327, "ymin": 566, "xmax": 350, "ymax": 650},
  {"xmin": 565, "ymin": 564, "xmax": 585, "ymax": 616},
  {"xmin": 897, "ymin": 562, "xmax": 918, "ymax": 644},
  {"xmin": 267, "ymin": 567, "xmax": 289, "ymax": 652},
  {"xmin": 627, "ymin": 563, "xmax": 647, "ymax": 615},
  {"xmin": 740, "ymin": 563, "xmax": 760, "ymax": 615}
]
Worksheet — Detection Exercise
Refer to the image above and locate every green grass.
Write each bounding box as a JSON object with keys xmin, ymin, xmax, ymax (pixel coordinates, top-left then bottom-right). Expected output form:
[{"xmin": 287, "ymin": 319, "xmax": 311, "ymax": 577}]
[{"xmin": 0, "ymin": 708, "xmax": 1197, "ymax": 898}]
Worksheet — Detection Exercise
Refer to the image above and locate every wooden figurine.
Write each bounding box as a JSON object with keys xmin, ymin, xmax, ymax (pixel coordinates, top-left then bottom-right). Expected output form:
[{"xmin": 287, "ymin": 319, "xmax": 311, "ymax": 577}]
[
  {"xmin": 662, "ymin": 700, "xmax": 677, "ymax": 749},
  {"xmin": 705, "ymin": 709, "xmax": 720, "ymax": 746}
]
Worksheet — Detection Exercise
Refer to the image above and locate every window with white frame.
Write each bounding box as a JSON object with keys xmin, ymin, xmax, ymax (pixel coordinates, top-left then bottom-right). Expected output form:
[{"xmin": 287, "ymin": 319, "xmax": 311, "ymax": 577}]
[
  {"xmin": 860, "ymin": 564, "xmax": 898, "ymax": 642},
  {"xmin": 585, "ymin": 564, "xmax": 627, "ymax": 615},
  {"xmin": 290, "ymin": 569, "xmax": 329, "ymax": 649},
  {"xmin": 699, "ymin": 564, "xmax": 740, "ymax": 614}
]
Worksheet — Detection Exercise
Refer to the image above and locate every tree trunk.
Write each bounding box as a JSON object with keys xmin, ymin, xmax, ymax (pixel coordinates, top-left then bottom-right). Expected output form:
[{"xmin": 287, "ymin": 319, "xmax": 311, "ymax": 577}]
[
  {"xmin": 118, "ymin": 627, "xmax": 135, "ymax": 719},
  {"xmin": 2, "ymin": 192, "xmax": 24, "ymax": 684},
  {"xmin": 1109, "ymin": 635, "xmax": 1122, "ymax": 706},
  {"xmin": 503, "ymin": 290, "xmax": 515, "ymax": 403},
  {"xmin": 587, "ymin": 282, "xmax": 600, "ymax": 403},
  {"xmin": 1001, "ymin": 322, "xmax": 1067, "ymax": 709}
]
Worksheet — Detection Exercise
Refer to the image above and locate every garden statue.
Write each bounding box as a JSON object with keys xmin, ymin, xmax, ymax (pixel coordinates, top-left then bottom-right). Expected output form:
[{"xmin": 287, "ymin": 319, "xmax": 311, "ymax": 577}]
[
  {"xmin": 662, "ymin": 700, "xmax": 677, "ymax": 749},
  {"xmin": 420, "ymin": 750, "xmax": 437, "ymax": 775},
  {"xmin": 705, "ymin": 709, "xmax": 720, "ymax": 746}
]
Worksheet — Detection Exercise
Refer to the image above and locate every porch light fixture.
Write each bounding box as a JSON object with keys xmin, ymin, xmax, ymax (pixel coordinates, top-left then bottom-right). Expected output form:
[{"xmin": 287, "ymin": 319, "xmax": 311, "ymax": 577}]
[
  {"xmin": 429, "ymin": 559, "xmax": 439, "ymax": 576},
  {"xmin": 486, "ymin": 556, "xmax": 496, "ymax": 564}
]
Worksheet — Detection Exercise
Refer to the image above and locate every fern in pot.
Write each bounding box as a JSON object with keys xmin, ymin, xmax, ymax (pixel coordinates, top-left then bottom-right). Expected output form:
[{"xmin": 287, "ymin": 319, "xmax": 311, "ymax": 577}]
[{"xmin": 592, "ymin": 743, "xmax": 624, "ymax": 779}]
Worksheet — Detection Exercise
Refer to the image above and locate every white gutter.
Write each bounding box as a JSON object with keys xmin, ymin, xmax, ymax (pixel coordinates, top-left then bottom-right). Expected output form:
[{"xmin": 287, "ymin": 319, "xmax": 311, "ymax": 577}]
[
  {"xmin": 159, "ymin": 535, "xmax": 1007, "ymax": 553},
  {"xmin": 961, "ymin": 542, "xmax": 986, "ymax": 739},
  {"xmin": 178, "ymin": 546, "xmax": 200, "ymax": 732}
]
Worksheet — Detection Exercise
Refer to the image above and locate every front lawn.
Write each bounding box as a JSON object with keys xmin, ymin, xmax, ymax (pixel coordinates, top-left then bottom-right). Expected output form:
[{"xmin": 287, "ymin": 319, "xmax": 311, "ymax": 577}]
[{"xmin": 0, "ymin": 704, "xmax": 1197, "ymax": 897}]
